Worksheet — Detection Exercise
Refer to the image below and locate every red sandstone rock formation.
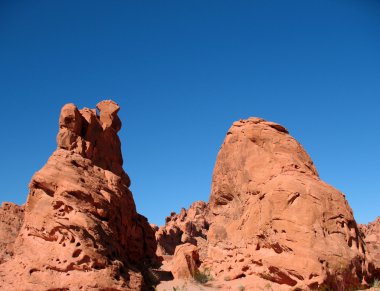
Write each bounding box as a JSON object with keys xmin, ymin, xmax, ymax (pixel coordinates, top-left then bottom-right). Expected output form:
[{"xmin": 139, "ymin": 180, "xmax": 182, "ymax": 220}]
[
  {"xmin": 360, "ymin": 217, "xmax": 380, "ymax": 278},
  {"xmin": 0, "ymin": 202, "xmax": 24, "ymax": 264},
  {"xmin": 169, "ymin": 243, "xmax": 200, "ymax": 280},
  {"xmin": 157, "ymin": 117, "xmax": 376, "ymax": 290},
  {"xmin": 156, "ymin": 201, "xmax": 209, "ymax": 257},
  {"xmin": 0, "ymin": 101, "xmax": 158, "ymax": 290}
]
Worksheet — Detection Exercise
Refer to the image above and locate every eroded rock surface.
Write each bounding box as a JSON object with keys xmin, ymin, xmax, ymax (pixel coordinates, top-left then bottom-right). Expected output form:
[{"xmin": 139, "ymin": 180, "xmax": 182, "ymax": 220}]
[
  {"xmin": 156, "ymin": 201, "xmax": 209, "ymax": 257},
  {"xmin": 0, "ymin": 100, "xmax": 158, "ymax": 290},
  {"xmin": 206, "ymin": 117, "xmax": 374, "ymax": 289},
  {"xmin": 158, "ymin": 117, "xmax": 376, "ymax": 290},
  {"xmin": 0, "ymin": 202, "xmax": 24, "ymax": 264}
]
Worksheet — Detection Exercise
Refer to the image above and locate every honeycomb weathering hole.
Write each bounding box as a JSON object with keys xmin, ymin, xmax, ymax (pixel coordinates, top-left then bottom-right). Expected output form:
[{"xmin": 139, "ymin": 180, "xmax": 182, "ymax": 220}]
[{"xmin": 72, "ymin": 249, "xmax": 82, "ymax": 258}]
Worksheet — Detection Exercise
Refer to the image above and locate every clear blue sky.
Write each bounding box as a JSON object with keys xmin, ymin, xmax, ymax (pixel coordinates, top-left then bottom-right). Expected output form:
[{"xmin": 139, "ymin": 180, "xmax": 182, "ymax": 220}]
[{"xmin": 0, "ymin": 1, "xmax": 379, "ymax": 225}]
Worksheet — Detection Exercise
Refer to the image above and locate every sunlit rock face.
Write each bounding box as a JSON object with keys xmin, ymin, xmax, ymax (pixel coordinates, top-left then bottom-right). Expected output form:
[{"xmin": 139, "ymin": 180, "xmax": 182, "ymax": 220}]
[
  {"xmin": 206, "ymin": 117, "xmax": 376, "ymax": 289},
  {"xmin": 0, "ymin": 100, "xmax": 158, "ymax": 290},
  {"xmin": 158, "ymin": 117, "xmax": 376, "ymax": 290}
]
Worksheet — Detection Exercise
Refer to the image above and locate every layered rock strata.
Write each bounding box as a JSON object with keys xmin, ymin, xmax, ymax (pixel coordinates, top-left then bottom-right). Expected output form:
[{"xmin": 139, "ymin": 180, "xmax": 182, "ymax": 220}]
[{"xmin": 0, "ymin": 101, "xmax": 158, "ymax": 290}]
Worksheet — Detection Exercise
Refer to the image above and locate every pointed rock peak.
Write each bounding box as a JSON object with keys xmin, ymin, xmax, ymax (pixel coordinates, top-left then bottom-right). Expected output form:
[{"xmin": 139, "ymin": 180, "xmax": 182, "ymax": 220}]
[
  {"xmin": 57, "ymin": 100, "xmax": 123, "ymax": 175},
  {"xmin": 96, "ymin": 100, "xmax": 121, "ymax": 131},
  {"xmin": 59, "ymin": 103, "xmax": 83, "ymax": 134}
]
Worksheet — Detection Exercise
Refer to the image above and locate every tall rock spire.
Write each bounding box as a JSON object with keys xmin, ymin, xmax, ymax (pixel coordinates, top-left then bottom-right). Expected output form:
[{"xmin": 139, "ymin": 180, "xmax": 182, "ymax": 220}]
[
  {"xmin": 0, "ymin": 101, "xmax": 158, "ymax": 290},
  {"xmin": 57, "ymin": 100, "xmax": 124, "ymax": 176}
]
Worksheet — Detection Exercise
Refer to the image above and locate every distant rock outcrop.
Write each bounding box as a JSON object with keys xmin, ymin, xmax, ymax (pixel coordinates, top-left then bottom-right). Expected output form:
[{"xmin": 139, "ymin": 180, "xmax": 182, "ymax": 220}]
[
  {"xmin": 156, "ymin": 201, "xmax": 209, "ymax": 257},
  {"xmin": 0, "ymin": 101, "xmax": 158, "ymax": 290},
  {"xmin": 157, "ymin": 117, "xmax": 376, "ymax": 290},
  {"xmin": 360, "ymin": 217, "xmax": 380, "ymax": 278}
]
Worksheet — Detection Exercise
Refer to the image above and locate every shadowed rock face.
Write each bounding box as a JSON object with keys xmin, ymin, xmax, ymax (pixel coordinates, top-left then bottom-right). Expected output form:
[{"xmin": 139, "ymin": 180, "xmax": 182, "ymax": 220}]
[
  {"xmin": 359, "ymin": 217, "xmax": 380, "ymax": 278},
  {"xmin": 157, "ymin": 117, "xmax": 376, "ymax": 290},
  {"xmin": 156, "ymin": 201, "xmax": 209, "ymax": 256},
  {"xmin": 0, "ymin": 100, "xmax": 158, "ymax": 290}
]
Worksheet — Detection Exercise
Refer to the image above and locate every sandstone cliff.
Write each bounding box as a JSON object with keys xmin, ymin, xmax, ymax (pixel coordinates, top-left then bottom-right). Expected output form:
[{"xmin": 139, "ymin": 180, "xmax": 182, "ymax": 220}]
[{"xmin": 0, "ymin": 101, "xmax": 158, "ymax": 290}]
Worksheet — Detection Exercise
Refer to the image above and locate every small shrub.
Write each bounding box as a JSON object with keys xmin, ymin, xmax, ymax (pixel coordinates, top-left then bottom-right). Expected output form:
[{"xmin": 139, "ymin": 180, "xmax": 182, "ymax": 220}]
[
  {"xmin": 172, "ymin": 283, "xmax": 187, "ymax": 291},
  {"xmin": 194, "ymin": 268, "xmax": 212, "ymax": 284},
  {"xmin": 238, "ymin": 284, "xmax": 245, "ymax": 291},
  {"xmin": 373, "ymin": 279, "xmax": 380, "ymax": 288}
]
